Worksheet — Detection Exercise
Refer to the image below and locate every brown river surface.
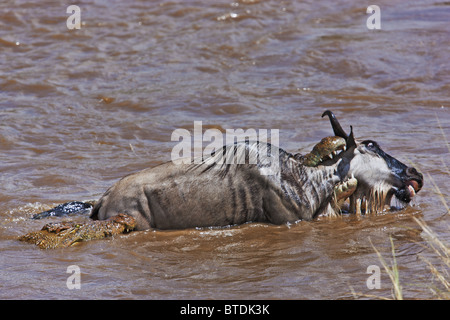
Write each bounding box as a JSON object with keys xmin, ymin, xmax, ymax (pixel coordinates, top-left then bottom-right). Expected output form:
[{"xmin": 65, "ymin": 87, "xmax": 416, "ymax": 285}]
[{"xmin": 0, "ymin": 0, "xmax": 449, "ymax": 300}]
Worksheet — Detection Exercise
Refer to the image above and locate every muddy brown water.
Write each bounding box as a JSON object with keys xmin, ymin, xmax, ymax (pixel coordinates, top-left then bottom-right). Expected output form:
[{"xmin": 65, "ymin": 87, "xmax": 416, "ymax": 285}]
[{"xmin": 0, "ymin": 0, "xmax": 448, "ymax": 300}]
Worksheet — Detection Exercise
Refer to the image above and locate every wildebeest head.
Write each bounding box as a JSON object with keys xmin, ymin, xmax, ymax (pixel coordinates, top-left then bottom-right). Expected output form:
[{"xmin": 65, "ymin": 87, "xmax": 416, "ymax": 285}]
[{"xmin": 321, "ymin": 110, "xmax": 423, "ymax": 212}]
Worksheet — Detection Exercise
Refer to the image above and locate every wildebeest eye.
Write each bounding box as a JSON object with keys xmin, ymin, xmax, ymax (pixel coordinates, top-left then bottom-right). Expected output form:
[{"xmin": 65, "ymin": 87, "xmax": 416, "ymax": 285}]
[{"xmin": 362, "ymin": 140, "xmax": 379, "ymax": 151}]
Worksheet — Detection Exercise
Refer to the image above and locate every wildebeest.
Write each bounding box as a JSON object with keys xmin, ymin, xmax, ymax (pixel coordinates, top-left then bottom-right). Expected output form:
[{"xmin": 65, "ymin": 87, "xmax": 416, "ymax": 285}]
[{"xmin": 21, "ymin": 111, "xmax": 423, "ymax": 248}]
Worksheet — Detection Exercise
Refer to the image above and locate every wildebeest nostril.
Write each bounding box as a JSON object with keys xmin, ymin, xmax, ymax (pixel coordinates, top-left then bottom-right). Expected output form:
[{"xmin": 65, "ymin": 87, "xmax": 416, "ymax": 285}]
[{"xmin": 406, "ymin": 167, "xmax": 419, "ymax": 177}]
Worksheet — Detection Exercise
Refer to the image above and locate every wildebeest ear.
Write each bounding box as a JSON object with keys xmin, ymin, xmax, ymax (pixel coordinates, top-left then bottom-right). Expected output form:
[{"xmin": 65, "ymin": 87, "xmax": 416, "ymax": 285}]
[{"xmin": 347, "ymin": 126, "xmax": 357, "ymax": 149}]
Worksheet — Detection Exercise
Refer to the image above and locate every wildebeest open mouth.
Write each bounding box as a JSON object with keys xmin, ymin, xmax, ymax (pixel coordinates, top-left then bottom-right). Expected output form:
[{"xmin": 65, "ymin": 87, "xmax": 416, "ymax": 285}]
[
  {"xmin": 320, "ymin": 111, "xmax": 424, "ymax": 214},
  {"xmin": 392, "ymin": 170, "xmax": 423, "ymax": 204}
]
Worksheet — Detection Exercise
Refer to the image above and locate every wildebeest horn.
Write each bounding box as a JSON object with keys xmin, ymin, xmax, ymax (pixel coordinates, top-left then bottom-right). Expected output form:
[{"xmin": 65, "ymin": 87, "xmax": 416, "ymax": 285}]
[
  {"xmin": 321, "ymin": 110, "xmax": 348, "ymax": 139},
  {"xmin": 321, "ymin": 110, "xmax": 356, "ymax": 148}
]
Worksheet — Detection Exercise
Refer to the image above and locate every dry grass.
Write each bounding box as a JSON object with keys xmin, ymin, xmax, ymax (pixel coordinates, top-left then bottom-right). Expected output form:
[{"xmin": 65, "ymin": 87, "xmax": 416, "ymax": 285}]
[
  {"xmin": 353, "ymin": 117, "xmax": 449, "ymax": 300},
  {"xmin": 414, "ymin": 217, "xmax": 449, "ymax": 299},
  {"xmin": 350, "ymin": 236, "xmax": 402, "ymax": 300},
  {"xmin": 410, "ymin": 118, "xmax": 449, "ymax": 299},
  {"xmin": 377, "ymin": 118, "xmax": 449, "ymax": 300},
  {"xmin": 384, "ymin": 117, "xmax": 448, "ymax": 299},
  {"xmin": 352, "ymin": 218, "xmax": 449, "ymax": 300},
  {"xmin": 370, "ymin": 237, "xmax": 403, "ymax": 300}
]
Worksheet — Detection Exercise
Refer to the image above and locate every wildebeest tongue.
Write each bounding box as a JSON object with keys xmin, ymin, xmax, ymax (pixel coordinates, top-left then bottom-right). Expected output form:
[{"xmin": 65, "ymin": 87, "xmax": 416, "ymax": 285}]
[{"xmin": 407, "ymin": 180, "xmax": 420, "ymax": 193}]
